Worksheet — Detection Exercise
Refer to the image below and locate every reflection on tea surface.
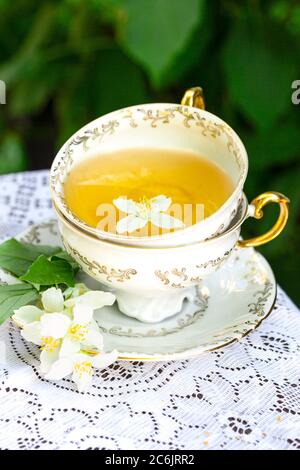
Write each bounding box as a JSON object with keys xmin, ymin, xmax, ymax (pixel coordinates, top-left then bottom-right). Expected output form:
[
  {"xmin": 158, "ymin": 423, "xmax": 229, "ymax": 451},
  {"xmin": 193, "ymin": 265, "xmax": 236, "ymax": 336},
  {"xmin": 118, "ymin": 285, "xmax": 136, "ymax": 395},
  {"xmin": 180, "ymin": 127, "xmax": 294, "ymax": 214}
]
[{"xmin": 64, "ymin": 147, "xmax": 234, "ymax": 236}]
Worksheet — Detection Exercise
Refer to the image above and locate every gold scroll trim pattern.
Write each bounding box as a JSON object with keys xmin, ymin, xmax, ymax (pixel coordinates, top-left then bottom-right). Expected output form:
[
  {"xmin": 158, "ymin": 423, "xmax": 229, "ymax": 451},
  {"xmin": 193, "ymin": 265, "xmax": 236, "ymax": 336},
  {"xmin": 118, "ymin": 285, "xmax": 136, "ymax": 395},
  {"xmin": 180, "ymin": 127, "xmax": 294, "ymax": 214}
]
[
  {"xmin": 20, "ymin": 220, "xmax": 58, "ymax": 244},
  {"xmin": 99, "ymin": 287, "xmax": 209, "ymax": 338},
  {"xmin": 155, "ymin": 267, "xmax": 202, "ymax": 289},
  {"xmin": 51, "ymin": 105, "xmax": 245, "ymax": 230},
  {"xmin": 62, "ymin": 238, "xmax": 137, "ymax": 283},
  {"xmin": 155, "ymin": 249, "xmax": 234, "ymax": 288},
  {"xmin": 248, "ymin": 281, "xmax": 274, "ymax": 317}
]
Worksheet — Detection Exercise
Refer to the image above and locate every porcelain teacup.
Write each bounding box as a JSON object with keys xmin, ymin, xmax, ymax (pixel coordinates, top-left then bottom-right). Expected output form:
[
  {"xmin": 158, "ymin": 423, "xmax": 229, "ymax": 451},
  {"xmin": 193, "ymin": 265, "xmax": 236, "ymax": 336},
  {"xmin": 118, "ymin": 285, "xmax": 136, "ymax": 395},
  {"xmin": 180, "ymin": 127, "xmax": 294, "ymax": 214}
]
[
  {"xmin": 53, "ymin": 191, "xmax": 288, "ymax": 323},
  {"xmin": 50, "ymin": 87, "xmax": 251, "ymax": 247},
  {"xmin": 50, "ymin": 87, "xmax": 289, "ymax": 322}
]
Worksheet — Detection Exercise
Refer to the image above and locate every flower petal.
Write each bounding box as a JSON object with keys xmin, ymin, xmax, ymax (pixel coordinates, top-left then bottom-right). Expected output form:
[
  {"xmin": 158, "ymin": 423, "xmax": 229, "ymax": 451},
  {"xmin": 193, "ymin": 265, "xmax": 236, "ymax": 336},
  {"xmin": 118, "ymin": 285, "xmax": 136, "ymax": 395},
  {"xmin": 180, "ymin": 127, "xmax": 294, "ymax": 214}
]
[
  {"xmin": 72, "ymin": 303, "xmax": 94, "ymax": 325},
  {"xmin": 66, "ymin": 291, "xmax": 115, "ymax": 311},
  {"xmin": 150, "ymin": 212, "xmax": 185, "ymax": 229},
  {"xmin": 92, "ymin": 350, "xmax": 118, "ymax": 369},
  {"xmin": 41, "ymin": 287, "xmax": 64, "ymax": 313},
  {"xmin": 21, "ymin": 322, "xmax": 42, "ymax": 345},
  {"xmin": 40, "ymin": 313, "xmax": 71, "ymax": 339},
  {"xmin": 40, "ymin": 348, "xmax": 60, "ymax": 374},
  {"xmin": 12, "ymin": 305, "xmax": 43, "ymax": 327},
  {"xmin": 64, "ymin": 291, "xmax": 115, "ymax": 310},
  {"xmin": 150, "ymin": 195, "xmax": 172, "ymax": 213},
  {"xmin": 72, "ymin": 367, "xmax": 93, "ymax": 393},
  {"xmin": 64, "ymin": 283, "xmax": 89, "ymax": 300},
  {"xmin": 60, "ymin": 336, "xmax": 81, "ymax": 358},
  {"xmin": 45, "ymin": 357, "xmax": 74, "ymax": 380},
  {"xmin": 72, "ymin": 352, "xmax": 91, "ymax": 363},
  {"xmin": 82, "ymin": 328, "xmax": 104, "ymax": 351},
  {"xmin": 113, "ymin": 197, "xmax": 138, "ymax": 215},
  {"xmin": 116, "ymin": 214, "xmax": 147, "ymax": 234},
  {"xmin": 82, "ymin": 291, "xmax": 116, "ymax": 308}
]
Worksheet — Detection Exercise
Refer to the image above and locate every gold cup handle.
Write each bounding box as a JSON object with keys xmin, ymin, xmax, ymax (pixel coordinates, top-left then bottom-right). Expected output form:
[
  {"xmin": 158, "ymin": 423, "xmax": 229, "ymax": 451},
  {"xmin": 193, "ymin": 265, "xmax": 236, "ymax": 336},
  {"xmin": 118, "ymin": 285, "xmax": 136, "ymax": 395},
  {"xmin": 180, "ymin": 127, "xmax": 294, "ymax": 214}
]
[
  {"xmin": 181, "ymin": 87, "xmax": 206, "ymax": 110},
  {"xmin": 238, "ymin": 191, "xmax": 290, "ymax": 248}
]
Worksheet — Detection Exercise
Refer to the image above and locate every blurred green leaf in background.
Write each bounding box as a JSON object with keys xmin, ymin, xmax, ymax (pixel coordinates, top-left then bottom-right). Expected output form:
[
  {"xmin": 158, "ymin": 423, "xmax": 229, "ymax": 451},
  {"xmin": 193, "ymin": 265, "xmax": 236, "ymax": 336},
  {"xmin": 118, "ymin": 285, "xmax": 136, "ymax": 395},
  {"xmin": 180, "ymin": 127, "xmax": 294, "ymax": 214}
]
[{"xmin": 0, "ymin": 0, "xmax": 299, "ymax": 303}]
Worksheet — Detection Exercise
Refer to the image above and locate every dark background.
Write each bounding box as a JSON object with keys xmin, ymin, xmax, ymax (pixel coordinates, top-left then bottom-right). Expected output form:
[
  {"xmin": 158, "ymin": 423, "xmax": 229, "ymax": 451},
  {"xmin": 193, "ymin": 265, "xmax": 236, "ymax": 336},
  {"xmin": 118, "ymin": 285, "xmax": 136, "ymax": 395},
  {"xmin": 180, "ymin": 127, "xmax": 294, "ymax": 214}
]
[{"xmin": 0, "ymin": 0, "xmax": 299, "ymax": 303}]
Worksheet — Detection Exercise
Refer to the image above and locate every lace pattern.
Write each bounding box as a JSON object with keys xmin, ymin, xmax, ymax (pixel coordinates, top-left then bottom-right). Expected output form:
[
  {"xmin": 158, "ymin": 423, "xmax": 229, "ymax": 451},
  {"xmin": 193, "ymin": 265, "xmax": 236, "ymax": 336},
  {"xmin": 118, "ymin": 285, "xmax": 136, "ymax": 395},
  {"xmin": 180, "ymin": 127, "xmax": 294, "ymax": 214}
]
[{"xmin": 0, "ymin": 170, "xmax": 299, "ymax": 450}]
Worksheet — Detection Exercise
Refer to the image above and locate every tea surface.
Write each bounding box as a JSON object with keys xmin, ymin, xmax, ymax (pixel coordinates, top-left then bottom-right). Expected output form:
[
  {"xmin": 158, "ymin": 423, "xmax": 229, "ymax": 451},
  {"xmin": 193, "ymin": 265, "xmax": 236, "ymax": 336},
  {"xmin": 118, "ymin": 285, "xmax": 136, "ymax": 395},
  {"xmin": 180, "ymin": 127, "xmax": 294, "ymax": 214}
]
[{"xmin": 64, "ymin": 148, "xmax": 234, "ymax": 236}]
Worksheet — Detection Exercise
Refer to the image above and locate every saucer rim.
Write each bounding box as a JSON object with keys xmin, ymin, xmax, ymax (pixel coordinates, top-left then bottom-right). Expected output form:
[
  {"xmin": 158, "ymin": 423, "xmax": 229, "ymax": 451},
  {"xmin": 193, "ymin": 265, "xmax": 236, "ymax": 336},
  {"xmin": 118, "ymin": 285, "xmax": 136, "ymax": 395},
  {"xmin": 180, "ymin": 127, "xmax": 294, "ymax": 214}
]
[
  {"xmin": 117, "ymin": 286, "xmax": 277, "ymax": 361},
  {"xmin": 105, "ymin": 248, "xmax": 277, "ymax": 361},
  {"xmin": 5, "ymin": 220, "xmax": 276, "ymax": 362}
]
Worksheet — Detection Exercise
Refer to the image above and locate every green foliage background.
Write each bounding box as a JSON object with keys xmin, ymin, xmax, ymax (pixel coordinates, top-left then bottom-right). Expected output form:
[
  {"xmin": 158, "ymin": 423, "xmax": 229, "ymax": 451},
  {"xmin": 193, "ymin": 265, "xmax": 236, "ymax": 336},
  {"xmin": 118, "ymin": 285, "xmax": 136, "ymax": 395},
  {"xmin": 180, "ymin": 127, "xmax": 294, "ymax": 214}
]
[{"xmin": 0, "ymin": 0, "xmax": 299, "ymax": 303}]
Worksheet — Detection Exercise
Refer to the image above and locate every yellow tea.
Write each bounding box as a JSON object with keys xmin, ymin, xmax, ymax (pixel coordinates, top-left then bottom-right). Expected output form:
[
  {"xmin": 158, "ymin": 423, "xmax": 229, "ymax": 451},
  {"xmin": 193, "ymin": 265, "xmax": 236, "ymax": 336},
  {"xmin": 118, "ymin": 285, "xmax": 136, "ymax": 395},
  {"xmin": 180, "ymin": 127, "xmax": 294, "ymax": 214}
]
[{"xmin": 64, "ymin": 148, "xmax": 234, "ymax": 236}]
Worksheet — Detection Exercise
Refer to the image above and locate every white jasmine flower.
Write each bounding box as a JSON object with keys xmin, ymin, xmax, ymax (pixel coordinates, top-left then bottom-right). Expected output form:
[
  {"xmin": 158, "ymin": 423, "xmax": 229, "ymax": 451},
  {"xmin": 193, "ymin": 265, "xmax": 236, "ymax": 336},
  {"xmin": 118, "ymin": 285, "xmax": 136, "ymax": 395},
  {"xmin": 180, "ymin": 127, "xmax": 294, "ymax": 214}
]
[
  {"xmin": 45, "ymin": 350, "xmax": 118, "ymax": 392},
  {"xmin": 12, "ymin": 284, "xmax": 117, "ymax": 384},
  {"xmin": 13, "ymin": 287, "xmax": 72, "ymax": 372},
  {"xmin": 59, "ymin": 303, "xmax": 104, "ymax": 358},
  {"xmin": 21, "ymin": 312, "xmax": 71, "ymax": 373},
  {"xmin": 13, "ymin": 286, "xmax": 65, "ymax": 327},
  {"xmin": 113, "ymin": 195, "xmax": 185, "ymax": 234}
]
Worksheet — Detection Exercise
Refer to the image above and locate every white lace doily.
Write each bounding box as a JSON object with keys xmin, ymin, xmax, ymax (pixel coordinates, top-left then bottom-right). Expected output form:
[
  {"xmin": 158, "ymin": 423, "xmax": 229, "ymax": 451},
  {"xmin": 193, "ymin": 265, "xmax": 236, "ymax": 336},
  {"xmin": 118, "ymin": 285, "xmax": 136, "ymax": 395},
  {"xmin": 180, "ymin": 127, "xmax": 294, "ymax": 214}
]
[{"xmin": 0, "ymin": 170, "xmax": 299, "ymax": 450}]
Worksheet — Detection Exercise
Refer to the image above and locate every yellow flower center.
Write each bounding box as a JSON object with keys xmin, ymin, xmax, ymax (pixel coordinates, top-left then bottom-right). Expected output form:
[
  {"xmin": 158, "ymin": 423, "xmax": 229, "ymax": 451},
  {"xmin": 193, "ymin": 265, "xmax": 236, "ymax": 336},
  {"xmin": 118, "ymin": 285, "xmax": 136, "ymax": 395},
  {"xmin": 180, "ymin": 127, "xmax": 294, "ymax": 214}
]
[
  {"xmin": 41, "ymin": 336, "xmax": 60, "ymax": 353},
  {"xmin": 139, "ymin": 195, "xmax": 151, "ymax": 208},
  {"xmin": 74, "ymin": 361, "xmax": 93, "ymax": 377},
  {"xmin": 138, "ymin": 196, "xmax": 152, "ymax": 218},
  {"xmin": 68, "ymin": 323, "xmax": 88, "ymax": 342}
]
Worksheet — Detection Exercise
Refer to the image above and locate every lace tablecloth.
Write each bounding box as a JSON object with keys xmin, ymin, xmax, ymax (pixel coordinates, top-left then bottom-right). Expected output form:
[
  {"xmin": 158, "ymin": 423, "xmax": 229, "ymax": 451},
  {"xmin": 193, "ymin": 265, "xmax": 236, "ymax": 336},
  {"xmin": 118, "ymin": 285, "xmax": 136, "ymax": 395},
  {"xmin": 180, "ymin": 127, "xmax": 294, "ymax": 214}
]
[{"xmin": 0, "ymin": 170, "xmax": 299, "ymax": 450}]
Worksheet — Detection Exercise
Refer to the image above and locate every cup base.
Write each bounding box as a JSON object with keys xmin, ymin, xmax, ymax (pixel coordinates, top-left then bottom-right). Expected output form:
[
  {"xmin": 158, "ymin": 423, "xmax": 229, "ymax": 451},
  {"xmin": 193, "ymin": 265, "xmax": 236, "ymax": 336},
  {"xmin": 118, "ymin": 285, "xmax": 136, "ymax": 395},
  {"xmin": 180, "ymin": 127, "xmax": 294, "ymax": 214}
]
[{"xmin": 115, "ymin": 287, "xmax": 197, "ymax": 323}]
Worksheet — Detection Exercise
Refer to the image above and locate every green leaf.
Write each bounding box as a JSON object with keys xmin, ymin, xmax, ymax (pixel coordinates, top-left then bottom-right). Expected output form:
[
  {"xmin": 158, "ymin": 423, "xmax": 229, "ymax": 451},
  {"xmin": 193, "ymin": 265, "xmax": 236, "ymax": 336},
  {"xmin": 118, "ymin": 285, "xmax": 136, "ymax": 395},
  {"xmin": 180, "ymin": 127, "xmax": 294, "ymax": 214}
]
[
  {"xmin": 161, "ymin": 0, "xmax": 213, "ymax": 87},
  {"xmin": 254, "ymin": 164, "xmax": 300, "ymax": 306},
  {"xmin": 20, "ymin": 255, "xmax": 75, "ymax": 287},
  {"xmin": 0, "ymin": 283, "xmax": 39, "ymax": 325},
  {"xmin": 55, "ymin": 47, "xmax": 147, "ymax": 143},
  {"xmin": 54, "ymin": 63, "xmax": 91, "ymax": 144},
  {"xmin": 0, "ymin": 3, "xmax": 57, "ymax": 85},
  {"xmin": 222, "ymin": 21, "xmax": 297, "ymax": 130},
  {"xmin": 0, "ymin": 283, "xmax": 35, "ymax": 297},
  {"xmin": 0, "ymin": 238, "xmax": 61, "ymax": 277},
  {"xmin": 245, "ymin": 121, "xmax": 300, "ymax": 170},
  {"xmin": 92, "ymin": 47, "xmax": 148, "ymax": 115},
  {"xmin": 257, "ymin": 165, "xmax": 300, "ymax": 256},
  {"xmin": 0, "ymin": 134, "xmax": 27, "ymax": 175},
  {"xmin": 117, "ymin": 0, "xmax": 205, "ymax": 86},
  {"xmin": 10, "ymin": 61, "xmax": 64, "ymax": 118},
  {"xmin": 51, "ymin": 251, "xmax": 79, "ymax": 272},
  {"xmin": 24, "ymin": 243, "xmax": 62, "ymax": 258},
  {"xmin": 269, "ymin": 2, "xmax": 300, "ymax": 35}
]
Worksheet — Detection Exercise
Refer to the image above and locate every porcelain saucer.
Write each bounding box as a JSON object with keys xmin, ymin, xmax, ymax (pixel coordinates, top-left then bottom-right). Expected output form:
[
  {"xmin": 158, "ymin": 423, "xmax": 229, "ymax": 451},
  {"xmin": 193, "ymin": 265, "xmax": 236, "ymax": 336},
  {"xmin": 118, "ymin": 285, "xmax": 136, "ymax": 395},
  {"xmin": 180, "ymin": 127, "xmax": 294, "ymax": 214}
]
[{"xmin": 2, "ymin": 220, "xmax": 276, "ymax": 361}]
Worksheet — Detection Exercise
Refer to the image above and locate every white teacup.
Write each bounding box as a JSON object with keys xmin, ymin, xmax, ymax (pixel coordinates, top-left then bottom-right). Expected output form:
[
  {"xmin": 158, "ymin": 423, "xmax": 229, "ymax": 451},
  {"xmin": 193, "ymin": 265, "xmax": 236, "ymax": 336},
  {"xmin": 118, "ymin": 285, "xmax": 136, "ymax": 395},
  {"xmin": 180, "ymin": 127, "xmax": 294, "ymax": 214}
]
[
  {"xmin": 50, "ymin": 87, "xmax": 250, "ymax": 246},
  {"xmin": 50, "ymin": 87, "xmax": 289, "ymax": 322},
  {"xmin": 53, "ymin": 191, "xmax": 288, "ymax": 323}
]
